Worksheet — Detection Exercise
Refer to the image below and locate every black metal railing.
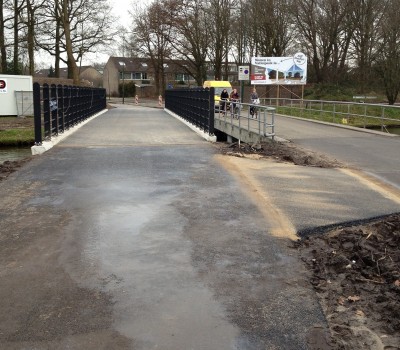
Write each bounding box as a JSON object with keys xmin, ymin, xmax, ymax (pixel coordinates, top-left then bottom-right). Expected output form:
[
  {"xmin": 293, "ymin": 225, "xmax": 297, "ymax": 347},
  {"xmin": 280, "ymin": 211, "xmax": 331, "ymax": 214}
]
[
  {"xmin": 33, "ymin": 83, "xmax": 107, "ymax": 145},
  {"xmin": 165, "ymin": 88, "xmax": 214, "ymax": 135}
]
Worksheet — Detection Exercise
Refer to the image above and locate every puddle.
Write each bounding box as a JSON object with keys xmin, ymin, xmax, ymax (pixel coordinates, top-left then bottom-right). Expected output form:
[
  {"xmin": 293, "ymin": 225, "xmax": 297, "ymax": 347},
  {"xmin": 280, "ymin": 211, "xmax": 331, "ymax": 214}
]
[{"xmin": 0, "ymin": 147, "xmax": 31, "ymax": 164}]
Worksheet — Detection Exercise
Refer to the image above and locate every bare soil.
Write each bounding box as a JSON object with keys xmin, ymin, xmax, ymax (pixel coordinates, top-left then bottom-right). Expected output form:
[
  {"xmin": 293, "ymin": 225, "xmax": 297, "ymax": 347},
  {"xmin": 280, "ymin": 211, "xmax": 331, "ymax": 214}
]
[
  {"xmin": 1, "ymin": 114, "xmax": 399, "ymax": 350},
  {"xmin": 297, "ymin": 214, "xmax": 400, "ymax": 349},
  {"xmin": 219, "ymin": 140, "xmax": 344, "ymax": 168},
  {"xmin": 0, "ymin": 116, "xmax": 34, "ymax": 131}
]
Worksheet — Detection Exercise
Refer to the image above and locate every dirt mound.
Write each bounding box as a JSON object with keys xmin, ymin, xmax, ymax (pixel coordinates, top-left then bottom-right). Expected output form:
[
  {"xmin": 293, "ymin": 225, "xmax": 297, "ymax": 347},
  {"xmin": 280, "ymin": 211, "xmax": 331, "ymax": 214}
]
[
  {"xmin": 296, "ymin": 214, "xmax": 400, "ymax": 349},
  {"xmin": 219, "ymin": 141, "xmax": 343, "ymax": 168}
]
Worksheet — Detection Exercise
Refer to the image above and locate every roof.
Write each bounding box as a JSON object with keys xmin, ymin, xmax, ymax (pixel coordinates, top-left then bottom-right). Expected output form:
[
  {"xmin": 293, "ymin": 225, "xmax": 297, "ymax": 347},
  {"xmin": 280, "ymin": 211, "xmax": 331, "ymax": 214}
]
[
  {"xmin": 34, "ymin": 66, "xmax": 98, "ymax": 78},
  {"xmin": 107, "ymin": 57, "xmax": 194, "ymax": 73}
]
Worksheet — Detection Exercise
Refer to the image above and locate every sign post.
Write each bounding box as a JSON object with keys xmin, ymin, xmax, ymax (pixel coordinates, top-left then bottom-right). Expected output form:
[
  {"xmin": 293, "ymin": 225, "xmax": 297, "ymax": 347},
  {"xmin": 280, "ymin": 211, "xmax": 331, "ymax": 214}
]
[{"xmin": 238, "ymin": 65, "xmax": 249, "ymax": 103}]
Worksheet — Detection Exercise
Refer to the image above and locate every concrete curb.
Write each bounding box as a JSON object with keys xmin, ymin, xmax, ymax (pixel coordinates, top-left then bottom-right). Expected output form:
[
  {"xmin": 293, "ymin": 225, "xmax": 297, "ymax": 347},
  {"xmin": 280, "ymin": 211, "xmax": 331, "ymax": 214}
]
[
  {"xmin": 277, "ymin": 113, "xmax": 399, "ymax": 137},
  {"xmin": 31, "ymin": 109, "xmax": 108, "ymax": 155},
  {"xmin": 164, "ymin": 108, "xmax": 217, "ymax": 143}
]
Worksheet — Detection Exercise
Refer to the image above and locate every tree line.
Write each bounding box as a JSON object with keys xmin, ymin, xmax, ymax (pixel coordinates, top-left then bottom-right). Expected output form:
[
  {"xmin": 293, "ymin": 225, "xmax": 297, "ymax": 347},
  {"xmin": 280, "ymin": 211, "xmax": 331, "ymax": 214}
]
[
  {"xmin": 130, "ymin": 0, "xmax": 400, "ymax": 104},
  {"xmin": 1, "ymin": 0, "xmax": 400, "ymax": 104},
  {"xmin": 0, "ymin": 0, "xmax": 115, "ymax": 84}
]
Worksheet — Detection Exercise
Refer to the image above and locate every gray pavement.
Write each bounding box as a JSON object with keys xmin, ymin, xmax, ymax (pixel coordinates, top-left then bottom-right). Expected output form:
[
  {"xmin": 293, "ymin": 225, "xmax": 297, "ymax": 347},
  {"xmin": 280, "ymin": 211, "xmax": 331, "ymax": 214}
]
[
  {"xmin": 275, "ymin": 114, "xmax": 400, "ymax": 189},
  {"xmin": 1, "ymin": 105, "xmax": 400, "ymax": 349}
]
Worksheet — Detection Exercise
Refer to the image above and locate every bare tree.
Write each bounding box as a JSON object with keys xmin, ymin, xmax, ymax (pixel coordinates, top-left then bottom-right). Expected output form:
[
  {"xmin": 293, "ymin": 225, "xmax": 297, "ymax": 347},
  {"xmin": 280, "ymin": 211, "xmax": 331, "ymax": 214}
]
[
  {"xmin": 20, "ymin": 0, "xmax": 47, "ymax": 75},
  {"xmin": 55, "ymin": 0, "xmax": 79, "ymax": 83},
  {"xmin": 12, "ymin": 0, "xmax": 26, "ymax": 74},
  {"xmin": 133, "ymin": 0, "xmax": 173, "ymax": 94},
  {"xmin": 0, "ymin": 0, "xmax": 11, "ymax": 72},
  {"xmin": 245, "ymin": 0, "xmax": 292, "ymax": 58},
  {"xmin": 37, "ymin": 0, "xmax": 115, "ymax": 83},
  {"xmin": 207, "ymin": 0, "xmax": 236, "ymax": 80},
  {"xmin": 231, "ymin": 0, "xmax": 248, "ymax": 65},
  {"xmin": 350, "ymin": 0, "xmax": 386, "ymax": 92},
  {"xmin": 291, "ymin": 0, "xmax": 354, "ymax": 83},
  {"xmin": 375, "ymin": 0, "xmax": 400, "ymax": 104},
  {"xmin": 162, "ymin": 0, "xmax": 209, "ymax": 85}
]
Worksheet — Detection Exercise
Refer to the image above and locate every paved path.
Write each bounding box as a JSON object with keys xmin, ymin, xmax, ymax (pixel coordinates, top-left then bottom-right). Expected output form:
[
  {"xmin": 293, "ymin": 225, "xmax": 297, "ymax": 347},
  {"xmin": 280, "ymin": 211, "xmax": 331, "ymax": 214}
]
[
  {"xmin": 275, "ymin": 114, "xmax": 400, "ymax": 189},
  {"xmin": 1, "ymin": 105, "xmax": 400, "ymax": 350}
]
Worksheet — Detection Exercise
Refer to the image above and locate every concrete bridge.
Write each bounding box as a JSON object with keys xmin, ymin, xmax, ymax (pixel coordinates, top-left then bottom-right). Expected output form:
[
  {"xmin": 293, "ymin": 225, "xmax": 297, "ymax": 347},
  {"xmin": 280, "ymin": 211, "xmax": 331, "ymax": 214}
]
[{"xmin": 2, "ymin": 103, "xmax": 400, "ymax": 349}]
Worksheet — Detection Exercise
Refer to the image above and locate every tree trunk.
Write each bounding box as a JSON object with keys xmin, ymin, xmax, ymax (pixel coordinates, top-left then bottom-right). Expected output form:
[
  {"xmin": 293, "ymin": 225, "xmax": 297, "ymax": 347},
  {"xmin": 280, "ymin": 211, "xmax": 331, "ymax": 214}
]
[
  {"xmin": 54, "ymin": 0, "xmax": 61, "ymax": 77},
  {"xmin": 60, "ymin": 0, "xmax": 79, "ymax": 84},
  {"xmin": 13, "ymin": 0, "xmax": 20, "ymax": 74},
  {"xmin": 26, "ymin": 0, "xmax": 35, "ymax": 75},
  {"xmin": 0, "ymin": 0, "xmax": 7, "ymax": 73}
]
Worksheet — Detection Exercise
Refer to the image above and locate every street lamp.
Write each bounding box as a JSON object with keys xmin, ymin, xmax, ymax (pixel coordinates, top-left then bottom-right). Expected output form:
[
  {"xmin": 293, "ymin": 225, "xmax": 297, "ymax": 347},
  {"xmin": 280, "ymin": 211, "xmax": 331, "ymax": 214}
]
[
  {"xmin": 103, "ymin": 66, "xmax": 111, "ymax": 100},
  {"xmin": 122, "ymin": 62, "xmax": 125, "ymax": 104}
]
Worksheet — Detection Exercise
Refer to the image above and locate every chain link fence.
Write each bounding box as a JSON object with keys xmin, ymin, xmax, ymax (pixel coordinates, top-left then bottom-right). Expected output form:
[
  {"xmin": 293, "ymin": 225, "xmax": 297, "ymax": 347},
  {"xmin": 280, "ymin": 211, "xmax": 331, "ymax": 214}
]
[{"xmin": 15, "ymin": 91, "xmax": 34, "ymax": 117}]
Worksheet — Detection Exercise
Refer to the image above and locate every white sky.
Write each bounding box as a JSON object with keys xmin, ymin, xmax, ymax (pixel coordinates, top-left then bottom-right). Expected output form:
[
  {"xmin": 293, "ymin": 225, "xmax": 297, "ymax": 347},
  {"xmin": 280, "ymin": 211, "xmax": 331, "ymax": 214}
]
[
  {"xmin": 110, "ymin": 0, "xmax": 134, "ymax": 29},
  {"xmin": 109, "ymin": 0, "xmax": 154, "ymax": 29}
]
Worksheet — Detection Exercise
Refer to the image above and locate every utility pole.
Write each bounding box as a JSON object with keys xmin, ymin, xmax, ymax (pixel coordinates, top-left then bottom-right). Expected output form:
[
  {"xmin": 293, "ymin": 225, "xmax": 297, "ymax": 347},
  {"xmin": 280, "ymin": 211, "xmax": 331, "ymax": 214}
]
[{"xmin": 122, "ymin": 34, "xmax": 125, "ymax": 104}]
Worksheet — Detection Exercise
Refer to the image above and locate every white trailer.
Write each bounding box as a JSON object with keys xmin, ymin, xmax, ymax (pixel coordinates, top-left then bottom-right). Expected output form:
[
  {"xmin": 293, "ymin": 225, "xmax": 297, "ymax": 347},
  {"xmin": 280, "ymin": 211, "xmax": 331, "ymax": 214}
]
[{"xmin": 0, "ymin": 74, "xmax": 33, "ymax": 116}]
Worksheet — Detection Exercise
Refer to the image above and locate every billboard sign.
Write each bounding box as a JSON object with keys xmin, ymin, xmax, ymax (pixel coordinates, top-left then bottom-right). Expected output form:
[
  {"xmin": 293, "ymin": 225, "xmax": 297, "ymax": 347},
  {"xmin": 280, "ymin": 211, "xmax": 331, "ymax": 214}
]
[
  {"xmin": 251, "ymin": 53, "xmax": 307, "ymax": 85},
  {"xmin": 0, "ymin": 79, "xmax": 7, "ymax": 93}
]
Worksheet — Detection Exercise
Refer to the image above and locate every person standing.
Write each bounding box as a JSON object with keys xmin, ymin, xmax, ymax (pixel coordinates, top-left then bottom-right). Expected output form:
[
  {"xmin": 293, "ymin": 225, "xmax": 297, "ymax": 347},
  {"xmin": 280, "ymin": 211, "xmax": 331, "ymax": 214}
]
[
  {"xmin": 229, "ymin": 88, "xmax": 240, "ymax": 118},
  {"xmin": 220, "ymin": 88, "xmax": 229, "ymax": 114},
  {"xmin": 250, "ymin": 87, "xmax": 259, "ymax": 118}
]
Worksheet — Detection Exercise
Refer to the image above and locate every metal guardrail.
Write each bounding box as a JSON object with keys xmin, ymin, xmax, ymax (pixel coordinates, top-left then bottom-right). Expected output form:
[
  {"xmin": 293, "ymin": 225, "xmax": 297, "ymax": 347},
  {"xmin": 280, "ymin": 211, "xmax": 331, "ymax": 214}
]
[
  {"xmin": 164, "ymin": 89, "xmax": 275, "ymax": 142},
  {"xmin": 165, "ymin": 88, "xmax": 214, "ymax": 135},
  {"xmin": 15, "ymin": 91, "xmax": 34, "ymax": 117},
  {"xmin": 261, "ymin": 98, "xmax": 400, "ymax": 133},
  {"xmin": 33, "ymin": 83, "xmax": 107, "ymax": 145},
  {"xmin": 216, "ymin": 100, "xmax": 275, "ymax": 141}
]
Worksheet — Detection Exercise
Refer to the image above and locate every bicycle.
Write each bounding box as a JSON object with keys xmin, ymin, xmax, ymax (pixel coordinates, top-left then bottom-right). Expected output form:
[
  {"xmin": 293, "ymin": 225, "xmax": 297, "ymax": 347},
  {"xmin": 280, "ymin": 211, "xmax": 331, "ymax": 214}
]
[
  {"xmin": 250, "ymin": 99, "xmax": 259, "ymax": 119},
  {"xmin": 230, "ymin": 99, "xmax": 240, "ymax": 119}
]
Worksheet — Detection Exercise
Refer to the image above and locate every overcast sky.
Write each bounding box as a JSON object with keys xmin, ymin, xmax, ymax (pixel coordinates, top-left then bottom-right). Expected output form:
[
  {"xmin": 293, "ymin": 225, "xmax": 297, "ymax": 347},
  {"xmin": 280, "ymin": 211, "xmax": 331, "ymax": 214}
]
[{"xmin": 109, "ymin": 0, "xmax": 134, "ymax": 28}]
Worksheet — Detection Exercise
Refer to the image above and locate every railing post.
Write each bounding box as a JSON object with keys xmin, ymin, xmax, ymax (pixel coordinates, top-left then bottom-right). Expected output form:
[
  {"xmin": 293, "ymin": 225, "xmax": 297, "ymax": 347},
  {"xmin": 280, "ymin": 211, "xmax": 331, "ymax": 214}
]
[
  {"xmin": 57, "ymin": 84, "xmax": 64, "ymax": 133},
  {"xmin": 43, "ymin": 83, "xmax": 51, "ymax": 140},
  {"xmin": 51, "ymin": 84, "xmax": 58, "ymax": 135},
  {"xmin": 209, "ymin": 87, "xmax": 215, "ymax": 135},
  {"xmin": 33, "ymin": 83, "xmax": 42, "ymax": 145},
  {"xmin": 64, "ymin": 85, "xmax": 71, "ymax": 129}
]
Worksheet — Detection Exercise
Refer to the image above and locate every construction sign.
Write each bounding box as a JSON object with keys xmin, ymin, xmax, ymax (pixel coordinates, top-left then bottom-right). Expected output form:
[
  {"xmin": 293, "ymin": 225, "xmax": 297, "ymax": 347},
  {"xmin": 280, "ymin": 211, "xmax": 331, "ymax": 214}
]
[{"xmin": 251, "ymin": 53, "xmax": 307, "ymax": 85}]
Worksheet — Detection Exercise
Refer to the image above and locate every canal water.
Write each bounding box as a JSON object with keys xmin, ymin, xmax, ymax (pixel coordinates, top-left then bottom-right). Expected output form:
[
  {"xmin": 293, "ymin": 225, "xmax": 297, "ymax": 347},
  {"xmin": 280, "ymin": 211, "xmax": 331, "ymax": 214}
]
[
  {"xmin": 368, "ymin": 126, "xmax": 400, "ymax": 135},
  {"xmin": 0, "ymin": 148, "xmax": 32, "ymax": 165},
  {"xmin": 386, "ymin": 127, "xmax": 400, "ymax": 135}
]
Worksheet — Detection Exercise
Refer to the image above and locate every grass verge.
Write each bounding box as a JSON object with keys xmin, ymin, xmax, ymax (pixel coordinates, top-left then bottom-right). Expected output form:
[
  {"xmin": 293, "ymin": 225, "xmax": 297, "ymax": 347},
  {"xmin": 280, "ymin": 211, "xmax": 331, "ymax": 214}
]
[{"xmin": 0, "ymin": 117, "xmax": 35, "ymax": 146}]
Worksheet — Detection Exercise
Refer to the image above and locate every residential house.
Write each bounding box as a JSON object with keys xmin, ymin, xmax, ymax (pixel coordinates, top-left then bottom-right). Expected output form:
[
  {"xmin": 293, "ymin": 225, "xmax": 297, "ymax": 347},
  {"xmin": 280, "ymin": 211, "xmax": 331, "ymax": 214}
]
[
  {"xmin": 34, "ymin": 66, "xmax": 103, "ymax": 87},
  {"xmin": 103, "ymin": 57, "xmax": 197, "ymax": 97},
  {"xmin": 205, "ymin": 62, "xmax": 239, "ymax": 83},
  {"xmin": 103, "ymin": 56, "xmax": 242, "ymax": 97}
]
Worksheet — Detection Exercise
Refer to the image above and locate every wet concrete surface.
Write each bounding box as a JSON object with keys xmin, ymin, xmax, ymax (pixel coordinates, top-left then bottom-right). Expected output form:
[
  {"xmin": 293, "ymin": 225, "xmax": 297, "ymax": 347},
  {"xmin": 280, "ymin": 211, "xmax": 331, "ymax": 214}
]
[
  {"xmin": 2, "ymin": 105, "xmax": 399, "ymax": 349},
  {"xmin": 0, "ymin": 147, "xmax": 32, "ymax": 164}
]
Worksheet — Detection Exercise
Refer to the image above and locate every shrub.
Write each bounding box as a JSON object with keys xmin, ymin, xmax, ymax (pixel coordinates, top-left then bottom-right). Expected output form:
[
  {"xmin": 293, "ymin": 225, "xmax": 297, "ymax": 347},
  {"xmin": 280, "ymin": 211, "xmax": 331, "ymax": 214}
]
[{"xmin": 119, "ymin": 81, "xmax": 136, "ymax": 97}]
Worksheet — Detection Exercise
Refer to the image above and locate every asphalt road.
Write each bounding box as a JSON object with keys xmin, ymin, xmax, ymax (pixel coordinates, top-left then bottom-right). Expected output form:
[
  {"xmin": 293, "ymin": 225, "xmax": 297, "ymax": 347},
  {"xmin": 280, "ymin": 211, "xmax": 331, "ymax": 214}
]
[
  {"xmin": 275, "ymin": 114, "xmax": 400, "ymax": 189},
  {"xmin": 1, "ymin": 105, "xmax": 399, "ymax": 350},
  {"xmin": 0, "ymin": 105, "xmax": 328, "ymax": 350}
]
